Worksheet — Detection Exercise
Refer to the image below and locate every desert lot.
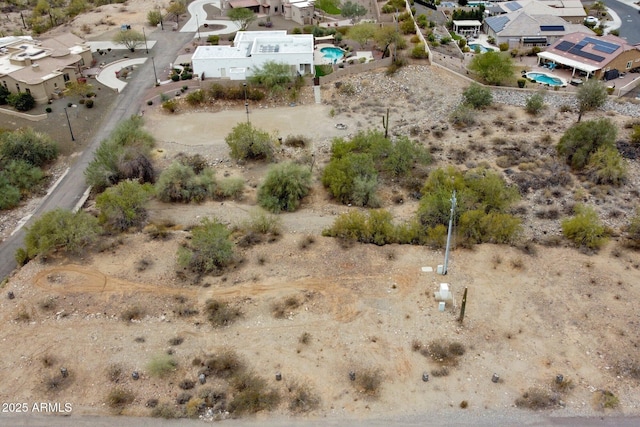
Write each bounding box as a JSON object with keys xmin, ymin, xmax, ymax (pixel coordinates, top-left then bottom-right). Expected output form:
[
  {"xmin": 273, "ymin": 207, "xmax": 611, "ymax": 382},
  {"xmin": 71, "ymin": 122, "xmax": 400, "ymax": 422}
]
[{"xmin": 1, "ymin": 62, "xmax": 640, "ymax": 423}]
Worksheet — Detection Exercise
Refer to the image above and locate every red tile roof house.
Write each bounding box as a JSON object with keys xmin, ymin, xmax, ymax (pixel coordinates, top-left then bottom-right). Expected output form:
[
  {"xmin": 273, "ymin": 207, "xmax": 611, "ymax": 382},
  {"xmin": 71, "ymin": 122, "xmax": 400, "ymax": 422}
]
[{"xmin": 537, "ymin": 32, "xmax": 640, "ymax": 80}]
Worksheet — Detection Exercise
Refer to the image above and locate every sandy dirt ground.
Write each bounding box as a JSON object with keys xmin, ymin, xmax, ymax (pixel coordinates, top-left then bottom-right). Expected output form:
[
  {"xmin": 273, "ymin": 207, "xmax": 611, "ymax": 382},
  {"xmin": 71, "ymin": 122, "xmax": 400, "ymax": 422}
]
[{"xmin": 1, "ymin": 0, "xmax": 640, "ymax": 423}]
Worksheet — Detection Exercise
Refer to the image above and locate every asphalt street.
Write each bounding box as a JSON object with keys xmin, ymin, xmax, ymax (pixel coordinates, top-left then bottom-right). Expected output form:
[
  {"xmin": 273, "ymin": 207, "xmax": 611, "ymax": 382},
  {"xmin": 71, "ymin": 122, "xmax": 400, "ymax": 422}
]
[
  {"xmin": 605, "ymin": 0, "xmax": 640, "ymax": 44},
  {"xmin": 0, "ymin": 28, "xmax": 193, "ymax": 283}
]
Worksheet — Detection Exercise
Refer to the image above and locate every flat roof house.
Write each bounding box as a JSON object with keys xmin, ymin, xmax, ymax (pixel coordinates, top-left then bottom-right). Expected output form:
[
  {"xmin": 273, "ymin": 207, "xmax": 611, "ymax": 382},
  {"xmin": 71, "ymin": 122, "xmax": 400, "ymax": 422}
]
[
  {"xmin": 538, "ymin": 32, "xmax": 640, "ymax": 79},
  {"xmin": 0, "ymin": 33, "xmax": 92, "ymax": 104},
  {"xmin": 487, "ymin": 0, "xmax": 586, "ymax": 23},
  {"xmin": 192, "ymin": 31, "xmax": 314, "ymax": 80}
]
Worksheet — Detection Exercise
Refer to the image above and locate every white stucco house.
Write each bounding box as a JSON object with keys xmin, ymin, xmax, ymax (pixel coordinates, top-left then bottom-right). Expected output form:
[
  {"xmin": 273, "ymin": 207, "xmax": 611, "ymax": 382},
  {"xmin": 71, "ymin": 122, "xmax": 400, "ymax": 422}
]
[
  {"xmin": 192, "ymin": 31, "xmax": 314, "ymax": 80},
  {"xmin": 224, "ymin": 0, "xmax": 314, "ymax": 25}
]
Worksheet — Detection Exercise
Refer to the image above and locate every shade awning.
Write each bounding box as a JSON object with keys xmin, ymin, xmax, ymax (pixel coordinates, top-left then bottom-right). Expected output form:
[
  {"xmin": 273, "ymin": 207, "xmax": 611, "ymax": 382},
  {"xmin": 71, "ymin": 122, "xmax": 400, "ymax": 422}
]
[
  {"xmin": 537, "ymin": 51, "xmax": 600, "ymax": 73},
  {"xmin": 522, "ymin": 37, "xmax": 547, "ymax": 44}
]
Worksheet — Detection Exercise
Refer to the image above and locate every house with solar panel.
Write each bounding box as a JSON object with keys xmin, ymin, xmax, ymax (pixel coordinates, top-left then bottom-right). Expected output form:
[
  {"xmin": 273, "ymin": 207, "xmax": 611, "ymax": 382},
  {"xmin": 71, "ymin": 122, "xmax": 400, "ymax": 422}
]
[
  {"xmin": 537, "ymin": 32, "xmax": 640, "ymax": 80},
  {"xmin": 192, "ymin": 31, "xmax": 314, "ymax": 80},
  {"xmin": 484, "ymin": 10, "xmax": 593, "ymax": 48},
  {"xmin": 486, "ymin": 0, "xmax": 587, "ymax": 23}
]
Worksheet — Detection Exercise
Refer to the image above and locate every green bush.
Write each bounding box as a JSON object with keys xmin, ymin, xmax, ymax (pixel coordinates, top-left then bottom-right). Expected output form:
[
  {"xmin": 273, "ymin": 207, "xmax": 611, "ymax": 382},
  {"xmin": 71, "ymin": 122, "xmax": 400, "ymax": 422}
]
[
  {"xmin": 147, "ymin": 353, "xmax": 178, "ymax": 378},
  {"xmin": 0, "ymin": 127, "xmax": 58, "ymax": 167},
  {"xmin": 204, "ymin": 299, "xmax": 242, "ymax": 327},
  {"xmin": 0, "ymin": 176, "xmax": 21, "ymax": 210},
  {"xmin": 155, "ymin": 161, "xmax": 216, "ymax": 203},
  {"xmin": 207, "ymin": 34, "xmax": 220, "ymax": 45},
  {"xmin": 185, "ymin": 89, "xmax": 205, "ymax": 105},
  {"xmin": 147, "ymin": 9, "xmax": 163, "ymax": 26},
  {"xmin": 85, "ymin": 116, "xmax": 155, "ymax": 192},
  {"xmin": 585, "ymin": 145, "xmax": 627, "ymax": 186},
  {"xmin": 214, "ymin": 177, "xmax": 244, "ymax": 200},
  {"xmin": 498, "ymin": 42, "xmax": 509, "ymax": 51},
  {"xmin": 106, "ymin": 387, "xmax": 135, "ymax": 410},
  {"xmin": 322, "ymin": 153, "xmax": 378, "ymax": 207},
  {"xmin": 162, "ymin": 99, "xmax": 178, "ymax": 112},
  {"xmin": 1, "ymin": 159, "xmax": 44, "ymax": 194},
  {"xmin": 7, "ymin": 92, "xmax": 35, "ymax": 111},
  {"xmin": 631, "ymin": 125, "xmax": 640, "ymax": 145},
  {"xmin": 23, "ymin": 209, "xmax": 102, "ymax": 260},
  {"xmin": 462, "ymin": 82, "xmax": 492, "ymax": 109},
  {"xmin": 257, "ymin": 162, "xmax": 311, "ymax": 213},
  {"xmin": 525, "ymin": 92, "xmax": 545, "ymax": 115},
  {"xmin": 85, "ymin": 99, "xmax": 94, "ymax": 108},
  {"xmin": 517, "ymin": 78, "xmax": 526, "ymax": 88},
  {"xmin": 225, "ymin": 122, "xmax": 274, "ymax": 161},
  {"xmin": 557, "ymin": 118, "xmax": 617, "ymax": 170},
  {"xmin": 449, "ymin": 103, "xmax": 476, "ymax": 128},
  {"xmin": 96, "ymin": 180, "xmax": 155, "ymax": 232},
  {"xmin": 624, "ymin": 209, "xmax": 640, "ymax": 249},
  {"xmin": 323, "ymin": 209, "xmax": 396, "ymax": 245},
  {"xmin": 177, "ymin": 218, "xmax": 235, "ymax": 274},
  {"xmin": 228, "ymin": 372, "xmax": 280, "ymax": 415},
  {"xmin": 383, "ymin": 136, "xmax": 431, "ymax": 177},
  {"xmin": 0, "ymin": 85, "xmax": 9, "ymax": 104},
  {"xmin": 410, "ymin": 43, "xmax": 428, "ymax": 59},
  {"xmin": 243, "ymin": 208, "xmax": 282, "ymax": 235},
  {"xmin": 561, "ymin": 204, "xmax": 607, "ymax": 250}
]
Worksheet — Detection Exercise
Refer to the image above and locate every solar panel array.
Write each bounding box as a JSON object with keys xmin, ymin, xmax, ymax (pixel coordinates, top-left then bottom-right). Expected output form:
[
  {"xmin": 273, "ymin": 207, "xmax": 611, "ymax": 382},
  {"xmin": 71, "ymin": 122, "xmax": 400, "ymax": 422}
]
[
  {"xmin": 486, "ymin": 15, "xmax": 510, "ymax": 32},
  {"xmin": 505, "ymin": 2, "xmax": 522, "ymax": 11},
  {"xmin": 552, "ymin": 36, "xmax": 619, "ymax": 63},
  {"xmin": 556, "ymin": 41, "xmax": 573, "ymax": 51},
  {"xmin": 540, "ymin": 25, "xmax": 565, "ymax": 32},
  {"xmin": 584, "ymin": 37, "xmax": 619, "ymax": 54}
]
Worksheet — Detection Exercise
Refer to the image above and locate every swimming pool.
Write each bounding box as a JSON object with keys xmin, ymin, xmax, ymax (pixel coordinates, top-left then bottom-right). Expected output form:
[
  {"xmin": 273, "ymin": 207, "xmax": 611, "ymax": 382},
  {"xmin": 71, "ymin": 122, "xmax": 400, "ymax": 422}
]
[
  {"xmin": 525, "ymin": 72, "xmax": 566, "ymax": 87},
  {"xmin": 468, "ymin": 43, "xmax": 489, "ymax": 53},
  {"xmin": 320, "ymin": 47, "xmax": 345, "ymax": 62}
]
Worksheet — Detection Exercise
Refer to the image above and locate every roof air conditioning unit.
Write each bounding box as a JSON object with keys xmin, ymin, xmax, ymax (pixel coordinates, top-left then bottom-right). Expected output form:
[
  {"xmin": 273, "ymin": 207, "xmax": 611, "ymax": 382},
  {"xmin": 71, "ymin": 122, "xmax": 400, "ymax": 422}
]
[{"xmin": 32, "ymin": 63, "xmax": 39, "ymax": 69}]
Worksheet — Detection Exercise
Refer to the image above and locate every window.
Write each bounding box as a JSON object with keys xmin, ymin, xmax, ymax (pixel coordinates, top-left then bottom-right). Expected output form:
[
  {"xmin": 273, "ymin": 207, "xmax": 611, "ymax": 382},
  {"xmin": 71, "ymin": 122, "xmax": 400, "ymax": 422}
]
[
  {"xmin": 15, "ymin": 83, "xmax": 20, "ymax": 91},
  {"xmin": 627, "ymin": 61, "xmax": 633, "ymax": 69},
  {"xmin": 54, "ymin": 82, "xmax": 58, "ymax": 88},
  {"xmin": 63, "ymin": 73, "xmax": 70, "ymax": 82},
  {"xmin": 25, "ymin": 88, "xmax": 30, "ymax": 94}
]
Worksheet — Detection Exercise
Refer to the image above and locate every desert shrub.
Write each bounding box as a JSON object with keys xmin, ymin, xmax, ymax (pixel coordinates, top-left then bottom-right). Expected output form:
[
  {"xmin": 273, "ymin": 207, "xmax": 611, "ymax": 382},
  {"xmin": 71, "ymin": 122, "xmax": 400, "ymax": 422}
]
[
  {"xmin": 323, "ymin": 153, "xmax": 378, "ymax": 207},
  {"xmin": 120, "ymin": 306, "xmax": 145, "ymax": 321},
  {"xmin": 272, "ymin": 295, "xmax": 301, "ymax": 319},
  {"xmin": 178, "ymin": 218, "xmax": 235, "ymax": 274},
  {"xmin": 525, "ymin": 92, "xmax": 545, "ymax": 115},
  {"xmin": 214, "ymin": 177, "xmax": 244, "ymax": 200},
  {"xmin": 0, "ymin": 127, "xmax": 58, "ymax": 167},
  {"xmin": 384, "ymin": 136, "xmax": 431, "ymax": 177},
  {"xmin": 225, "ymin": 122, "xmax": 275, "ymax": 161},
  {"xmin": 151, "ymin": 402, "xmax": 183, "ymax": 418},
  {"xmin": 107, "ymin": 363, "xmax": 123, "ymax": 383},
  {"xmin": 155, "ymin": 161, "xmax": 216, "ymax": 203},
  {"xmin": 631, "ymin": 125, "xmax": 640, "ymax": 145},
  {"xmin": 410, "ymin": 43, "xmax": 428, "ymax": 59},
  {"xmin": 185, "ymin": 89, "xmax": 205, "ymax": 105},
  {"xmin": 462, "ymin": 83, "xmax": 492, "ymax": 109},
  {"xmin": 162, "ymin": 99, "xmax": 178, "ymax": 112},
  {"xmin": 323, "ymin": 209, "xmax": 397, "ymax": 245},
  {"xmin": 229, "ymin": 372, "xmax": 281, "ymax": 415},
  {"xmin": 207, "ymin": 34, "xmax": 220, "ymax": 45},
  {"xmin": 85, "ymin": 99, "xmax": 94, "ymax": 108},
  {"xmin": 557, "ymin": 118, "xmax": 617, "ymax": 170},
  {"xmin": 423, "ymin": 340, "xmax": 466, "ymax": 365},
  {"xmin": 515, "ymin": 387, "xmax": 558, "ymax": 409},
  {"xmin": 459, "ymin": 210, "xmax": 522, "ymax": 245},
  {"xmin": 147, "ymin": 353, "xmax": 178, "ymax": 378},
  {"xmin": 244, "ymin": 208, "xmax": 282, "ymax": 235},
  {"xmin": 7, "ymin": 91, "xmax": 35, "ymax": 111},
  {"xmin": 201, "ymin": 349, "xmax": 245, "ymax": 378},
  {"xmin": 147, "ymin": 9, "xmax": 163, "ymax": 26},
  {"xmin": 257, "ymin": 162, "xmax": 312, "ymax": 213},
  {"xmin": 1, "ymin": 159, "xmax": 44, "ymax": 193},
  {"xmin": 106, "ymin": 387, "xmax": 135, "ymax": 410},
  {"xmin": 283, "ymin": 134, "xmax": 309, "ymax": 148},
  {"xmin": 85, "ymin": 116, "xmax": 155, "ymax": 191},
  {"xmin": 585, "ymin": 145, "xmax": 627, "ymax": 186},
  {"xmin": 22, "ymin": 209, "xmax": 101, "ymax": 260},
  {"xmin": 593, "ymin": 390, "xmax": 619, "ymax": 410},
  {"xmin": 96, "ymin": 180, "xmax": 154, "ymax": 232},
  {"xmin": 204, "ymin": 299, "xmax": 242, "ymax": 327},
  {"xmin": 0, "ymin": 177, "xmax": 21, "ymax": 210},
  {"xmin": 625, "ymin": 210, "xmax": 640, "ymax": 249},
  {"xmin": 287, "ymin": 382, "xmax": 320, "ymax": 413},
  {"xmin": 179, "ymin": 379, "xmax": 195, "ymax": 390},
  {"xmin": 449, "ymin": 103, "xmax": 476, "ymax": 128},
  {"xmin": 561, "ymin": 204, "xmax": 607, "ymax": 250},
  {"xmin": 353, "ymin": 368, "xmax": 382, "ymax": 397}
]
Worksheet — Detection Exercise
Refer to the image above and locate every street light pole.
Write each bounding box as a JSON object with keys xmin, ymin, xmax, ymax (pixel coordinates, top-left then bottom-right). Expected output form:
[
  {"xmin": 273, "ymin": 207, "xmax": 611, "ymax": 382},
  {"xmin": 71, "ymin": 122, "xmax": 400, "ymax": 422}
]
[
  {"xmin": 142, "ymin": 27, "xmax": 148, "ymax": 54},
  {"xmin": 63, "ymin": 107, "xmax": 75, "ymax": 141},
  {"xmin": 151, "ymin": 56, "xmax": 158, "ymax": 86},
  {"xmin": 195, "ymin": 14, "xmax": 201, "ymax": 41}
]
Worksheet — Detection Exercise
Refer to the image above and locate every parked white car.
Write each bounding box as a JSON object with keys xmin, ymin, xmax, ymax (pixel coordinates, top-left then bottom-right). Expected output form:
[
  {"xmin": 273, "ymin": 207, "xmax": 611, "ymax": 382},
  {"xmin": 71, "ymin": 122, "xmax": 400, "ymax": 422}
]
[{"xmin": 585, "ymin": 16, "xmax": 599, "ymax": 25}]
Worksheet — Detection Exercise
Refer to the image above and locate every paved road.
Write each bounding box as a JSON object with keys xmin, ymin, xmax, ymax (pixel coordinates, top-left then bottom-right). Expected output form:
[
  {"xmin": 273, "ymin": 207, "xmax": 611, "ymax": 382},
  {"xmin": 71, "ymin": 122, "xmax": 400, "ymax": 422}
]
[
  {"xmin": 182, "ymin": 0, "xmax": 240, "ymax": 38},
  {"xmin": 605, "ymin": 0, "xmax": 640, "ymax": 44},
  {"xmin": 0, "ymin": 28, "xmax": 194, "ymax": 283}
]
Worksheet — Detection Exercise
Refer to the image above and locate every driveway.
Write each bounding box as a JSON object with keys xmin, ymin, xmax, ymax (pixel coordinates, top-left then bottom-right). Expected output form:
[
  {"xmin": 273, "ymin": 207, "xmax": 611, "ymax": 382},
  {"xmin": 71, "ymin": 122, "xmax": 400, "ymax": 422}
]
[
  {"xmin": 181, "ymin": 0, "xmax": 240, "ymax": 38},
  {"xmin": 96, "ymin": 58, "xmax": 148, "ymax": 92}
]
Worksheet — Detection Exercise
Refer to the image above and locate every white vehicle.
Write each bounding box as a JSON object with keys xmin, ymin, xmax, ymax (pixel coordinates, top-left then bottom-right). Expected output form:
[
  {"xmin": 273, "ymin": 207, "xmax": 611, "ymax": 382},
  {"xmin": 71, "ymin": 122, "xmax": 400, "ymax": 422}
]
[{"xmin": 585, "ymin": 16, "xmax": 599, "ymax": 25}]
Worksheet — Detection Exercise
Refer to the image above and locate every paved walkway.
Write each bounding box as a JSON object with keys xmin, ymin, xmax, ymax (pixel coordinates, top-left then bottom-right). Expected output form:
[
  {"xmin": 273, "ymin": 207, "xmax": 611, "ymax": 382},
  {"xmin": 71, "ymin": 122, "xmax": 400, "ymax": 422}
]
[
  {"xmin": 181, "ymin": 0, "xmax": 240, "ymax": 38},
  {"xmin": 96, "ymin": 58, "xmax": 148, "ymax": 92},
  {"xmin": 88, "ymin": 40, "xmax": 157, "ymax": 52}
]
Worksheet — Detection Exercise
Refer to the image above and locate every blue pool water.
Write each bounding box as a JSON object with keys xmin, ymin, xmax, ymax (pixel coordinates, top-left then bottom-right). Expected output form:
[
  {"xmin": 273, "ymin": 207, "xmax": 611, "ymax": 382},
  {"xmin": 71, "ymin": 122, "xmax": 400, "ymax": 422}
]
[
  {"xmin": 321, "ymin": 47, "xmax": 345, "ymax": 61},
  {"xmin": 526, "ymin": 72, "xmax": 564, "ymax": 86},
  {"xmin": 468, "ymin": 43, "xmax": 490, "ymax": 53}
]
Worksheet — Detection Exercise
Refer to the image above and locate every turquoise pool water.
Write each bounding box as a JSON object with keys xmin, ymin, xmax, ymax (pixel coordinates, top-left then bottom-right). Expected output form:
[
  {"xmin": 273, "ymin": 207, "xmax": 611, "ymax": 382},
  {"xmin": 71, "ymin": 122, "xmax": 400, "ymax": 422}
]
[
  {"xmin": 526, "ymin": 72, "xmax": 564, "ymax": 86},
  {"xmin": 320, "ymin": 47, "xmax": 345, "ymax": 61},
  {"xmin": 468, "ymin": 43, "xmax": 490, "ymax": 53}
]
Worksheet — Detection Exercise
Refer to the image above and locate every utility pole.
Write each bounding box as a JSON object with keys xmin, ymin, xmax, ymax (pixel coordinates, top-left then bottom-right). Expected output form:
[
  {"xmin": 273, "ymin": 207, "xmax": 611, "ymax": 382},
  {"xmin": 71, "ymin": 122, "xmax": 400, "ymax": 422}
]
[
  {"xmin": 195, "ymin": 14, "xmax": 201, "ymax": 41},
  {"xmin": 243, "ymin": 82, "xmax": 250, "ymax": 124},
  {"xmin": 151, "ymin": 57, "xmax": 158, "ymax": 85},
  {"xmin": 441, "ymin": 190, "xmax": 456, "ymax": 275},
  {"xmin": 142, "ymin": 27, "xmax": 148, "ymax": 54}
]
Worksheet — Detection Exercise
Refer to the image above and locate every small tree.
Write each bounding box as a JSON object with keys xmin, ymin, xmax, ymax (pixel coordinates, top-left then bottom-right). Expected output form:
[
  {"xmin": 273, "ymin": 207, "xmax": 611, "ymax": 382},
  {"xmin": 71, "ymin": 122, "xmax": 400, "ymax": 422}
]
[
  {"xmin": 257, "ymin": 162, "xmax": 312, "ymax": 213},
  {"xmin": 525, "ymin": 91, "xmax": 545, "ymax": 115},
  {"xmin": 225, "ymin": 122, "xmax": 275, "ymax": 161},
  {"xmin": 341, "ymin": 0, "xmax": 367, "ymax": 22},
  {"xmin": 322, "ymin": 153, "xmax": 379, "ymax": 207},
  {"xmin": 557, "ymin": 118, "xmax": 617, "ymax": 170},
  {"xmin": 576, "ymin": 79, "xmax": 607, "ymax": 122},
  {"xmin": 561, "ymin": 204, "xmax": 607, "ymax": 250},
  {"xmin": 23, "ymin": 209, "xmax": 102, "ymax": 259},
  {"xmin": 468, "ymin": 51, "xmax": 515, "ymax": 86},
  {"xmin": 113, "ymin": 29, "xmax": 145, "ymax": 52},
  {"xmin": 167, "ymin": 0, "xmax": 186, "ymax": 24},
  {"xmin": 348, "ymin": 22, "xmax": 377, "ymax": 48},
  {"xmin": 177, "ymin": 218, "xmax": 235, "ymax": 274},
  {"xmin": 248, "ymin": 61, "xmax": 292, "ymax": 94},
  {"xmin": 147, "ymin": 9, "xmax": 163, "ymax": 26},
  {"xmin": 96, "ymin": 180, "xmax": 155, "ymax": 232},
  {"xmin": 227, "ymin": 7, "xmax": 256, "ymax": 31},
  {"xmin": 462, "ymin": 83, "xmax": 492, "ymax": 109},
  {"xmin": 375, "ymin": 25, "xmax": 403, "ymax": 59}
]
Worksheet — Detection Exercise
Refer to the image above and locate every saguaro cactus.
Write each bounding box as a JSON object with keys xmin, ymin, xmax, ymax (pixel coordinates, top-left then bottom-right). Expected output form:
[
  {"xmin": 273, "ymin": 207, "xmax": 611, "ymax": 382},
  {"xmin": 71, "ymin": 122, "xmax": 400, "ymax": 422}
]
[{"xmin": 382, "ymin": 108, "xmax": 390, "ymax": 138}]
